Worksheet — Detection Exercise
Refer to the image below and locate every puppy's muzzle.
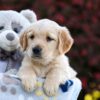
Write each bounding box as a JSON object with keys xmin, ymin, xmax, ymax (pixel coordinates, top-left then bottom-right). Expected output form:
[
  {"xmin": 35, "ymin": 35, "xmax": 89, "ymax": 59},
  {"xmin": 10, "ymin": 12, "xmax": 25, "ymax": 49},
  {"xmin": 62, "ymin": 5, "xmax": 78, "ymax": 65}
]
[{"xmin": 32, "ymin": 46, "xmax": 42, "ymax": 58}]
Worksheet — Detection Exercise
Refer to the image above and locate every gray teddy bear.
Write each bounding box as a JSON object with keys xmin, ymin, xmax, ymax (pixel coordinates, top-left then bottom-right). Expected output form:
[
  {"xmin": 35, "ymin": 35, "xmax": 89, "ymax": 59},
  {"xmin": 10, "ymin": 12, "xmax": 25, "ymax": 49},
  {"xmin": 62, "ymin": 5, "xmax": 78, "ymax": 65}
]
[{"xmin": 0, "ymin": 9, "xmax": 37, "ymax": 73}]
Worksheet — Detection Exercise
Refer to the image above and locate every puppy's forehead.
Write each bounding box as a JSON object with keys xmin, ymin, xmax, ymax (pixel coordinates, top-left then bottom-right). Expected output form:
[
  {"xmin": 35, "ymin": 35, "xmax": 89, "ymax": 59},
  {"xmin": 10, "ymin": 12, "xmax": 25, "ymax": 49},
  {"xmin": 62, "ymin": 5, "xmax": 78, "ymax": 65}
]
[
  {"xmin": 27, "ymin": 19, "xmax": 60, "ymax": 34},
  {"xmin": 32, "ymin": 19, "xmax": 60, "ymax": 32},
  {"xmin": 36, "ymin": 19, "xmax": 59, "ymax": 27}
]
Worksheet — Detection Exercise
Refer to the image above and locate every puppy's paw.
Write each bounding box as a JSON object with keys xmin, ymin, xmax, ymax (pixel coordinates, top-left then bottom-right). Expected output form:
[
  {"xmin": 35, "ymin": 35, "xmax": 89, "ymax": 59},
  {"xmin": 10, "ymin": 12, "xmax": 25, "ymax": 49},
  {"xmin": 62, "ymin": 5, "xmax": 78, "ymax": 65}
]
[
  {"xmin": 43, "ymin": 80, "xmax": 59, "ymax": 96},
  {"xmin": 21, "ymin": 76, "xmax": 36, "ymax": 92}
]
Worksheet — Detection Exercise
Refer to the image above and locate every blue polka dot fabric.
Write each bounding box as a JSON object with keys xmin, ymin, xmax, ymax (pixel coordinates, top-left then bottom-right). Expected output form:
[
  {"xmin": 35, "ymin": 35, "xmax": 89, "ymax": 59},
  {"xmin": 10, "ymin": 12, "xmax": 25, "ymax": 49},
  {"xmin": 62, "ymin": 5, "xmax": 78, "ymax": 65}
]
[{"xmin": 0, "ymin": 73, "xmax": 82, "ymax": 100}]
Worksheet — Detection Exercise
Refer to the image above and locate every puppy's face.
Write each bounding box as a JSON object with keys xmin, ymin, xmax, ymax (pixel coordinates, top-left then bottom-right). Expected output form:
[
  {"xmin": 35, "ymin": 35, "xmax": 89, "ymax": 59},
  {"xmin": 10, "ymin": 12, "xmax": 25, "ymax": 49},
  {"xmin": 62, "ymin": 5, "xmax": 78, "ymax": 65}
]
[{"xmin": 20, "ymin": 19, "xmax": 73, "ymax": 64}]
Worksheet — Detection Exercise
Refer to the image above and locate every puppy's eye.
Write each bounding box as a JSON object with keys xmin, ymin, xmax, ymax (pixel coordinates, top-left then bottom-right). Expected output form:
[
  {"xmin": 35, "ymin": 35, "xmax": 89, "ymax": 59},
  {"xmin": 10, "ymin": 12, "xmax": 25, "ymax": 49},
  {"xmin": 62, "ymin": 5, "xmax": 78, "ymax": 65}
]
[
  {"xmin": 0, "ymin": 26, "xmax": 4, "ymax": 30},
  {"xmin": 29, "ymin": 35, "xmax": 34, "ymax": 40},
  {"xmin": 46, "ymin": 36, "xmax": 54, "ymax": 42}
]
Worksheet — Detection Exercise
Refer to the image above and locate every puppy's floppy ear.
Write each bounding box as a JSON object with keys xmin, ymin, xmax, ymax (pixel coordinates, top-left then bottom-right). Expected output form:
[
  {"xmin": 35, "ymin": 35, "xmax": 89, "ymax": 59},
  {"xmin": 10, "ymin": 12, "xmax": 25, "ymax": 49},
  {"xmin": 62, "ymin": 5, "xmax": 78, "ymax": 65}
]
[
  {"xmin": 58, "ymin": 27, "xmax": 74, "ymax": 54},
  {"xmin": 20, "ymin": 32, "xmax": 28, "ymax": 51}
]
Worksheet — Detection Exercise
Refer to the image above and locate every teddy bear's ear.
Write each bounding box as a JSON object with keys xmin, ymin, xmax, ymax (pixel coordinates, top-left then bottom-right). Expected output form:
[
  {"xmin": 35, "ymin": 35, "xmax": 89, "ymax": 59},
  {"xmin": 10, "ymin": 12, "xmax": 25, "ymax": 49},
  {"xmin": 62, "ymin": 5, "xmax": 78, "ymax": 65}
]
[
  {"xmin": 58, "ymin": 27, "xmax": 74, "ymax": 54},
  {"xmin": 20, "ymin": 9, "xmax": 37, "ymax": 23}
]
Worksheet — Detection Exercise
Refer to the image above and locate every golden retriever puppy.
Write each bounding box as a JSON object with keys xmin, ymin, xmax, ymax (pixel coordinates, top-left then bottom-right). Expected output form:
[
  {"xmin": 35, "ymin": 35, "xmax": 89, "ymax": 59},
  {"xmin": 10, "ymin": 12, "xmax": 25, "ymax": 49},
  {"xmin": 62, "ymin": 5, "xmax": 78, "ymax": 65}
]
[{"xmin": 18, "ymin": 19, "xmax": 77, "ymax": 96}]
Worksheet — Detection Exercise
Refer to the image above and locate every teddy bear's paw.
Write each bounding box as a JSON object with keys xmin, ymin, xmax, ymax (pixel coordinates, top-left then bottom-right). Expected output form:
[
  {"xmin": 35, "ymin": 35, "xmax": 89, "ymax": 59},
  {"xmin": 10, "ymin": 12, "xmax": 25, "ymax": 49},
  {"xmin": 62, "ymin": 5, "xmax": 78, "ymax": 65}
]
[
  {"xmin": 43, "ymin": 80, "xmax": 59, "ymax": 96},
  {"xmin": 21, "ymin": 76, "xmax": 37, "ymax": 92}
]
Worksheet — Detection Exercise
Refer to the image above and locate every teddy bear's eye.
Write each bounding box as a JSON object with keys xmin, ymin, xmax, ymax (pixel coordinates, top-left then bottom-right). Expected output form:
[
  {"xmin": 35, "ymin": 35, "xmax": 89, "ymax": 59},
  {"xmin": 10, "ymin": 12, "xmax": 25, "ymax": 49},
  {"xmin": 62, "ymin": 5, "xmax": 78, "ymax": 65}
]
[
  {"xmin": 0, "ymin": 26, "xmax": 4, "ymax": 30},
  {"xmin": 12, "ymin": 22, "xmax": 22, "ymax": 33},
  {"xmin": 46, "ymin": 36, "xmax": 54, "ymax": 42},
  {"xmin": 13, "ymin": 28, "xmax": 19, "ymax": 33}
]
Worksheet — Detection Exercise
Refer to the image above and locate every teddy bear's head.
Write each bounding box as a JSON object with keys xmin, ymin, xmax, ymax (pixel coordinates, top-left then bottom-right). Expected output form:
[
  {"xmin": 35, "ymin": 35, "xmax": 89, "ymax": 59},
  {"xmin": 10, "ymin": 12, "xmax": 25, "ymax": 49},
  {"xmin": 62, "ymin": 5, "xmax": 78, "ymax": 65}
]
[{"xmin": 0, "ymin": 9, "xmax": 37, "ymax": 52}]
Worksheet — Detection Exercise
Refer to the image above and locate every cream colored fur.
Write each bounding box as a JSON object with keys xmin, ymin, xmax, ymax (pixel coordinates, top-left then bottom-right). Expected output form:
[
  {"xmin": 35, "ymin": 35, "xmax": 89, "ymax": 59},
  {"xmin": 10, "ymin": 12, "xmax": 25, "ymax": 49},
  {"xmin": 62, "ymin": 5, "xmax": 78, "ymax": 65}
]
[{"xmin": 18, "ymin": 19, "xmax": 77, "ymax": 96}]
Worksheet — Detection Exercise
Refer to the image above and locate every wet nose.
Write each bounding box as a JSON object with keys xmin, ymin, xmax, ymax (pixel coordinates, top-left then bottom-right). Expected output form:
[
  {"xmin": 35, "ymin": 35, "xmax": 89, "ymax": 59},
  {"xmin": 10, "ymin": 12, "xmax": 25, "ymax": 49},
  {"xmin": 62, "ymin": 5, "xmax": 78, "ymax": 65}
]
[
  {"xmin": 6, "ymin": 33, "xmax": 15, "ymax": 41},
  {"xmin": 32, "ymin": 46, "xmax": 42, "ymax": 56}
]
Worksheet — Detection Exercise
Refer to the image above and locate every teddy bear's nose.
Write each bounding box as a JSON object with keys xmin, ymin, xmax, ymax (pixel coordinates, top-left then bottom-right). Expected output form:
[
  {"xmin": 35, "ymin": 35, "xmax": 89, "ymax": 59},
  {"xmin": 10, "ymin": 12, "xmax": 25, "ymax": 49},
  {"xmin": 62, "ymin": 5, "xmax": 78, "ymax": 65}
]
[{"xmin": 6, "ymin": 33, "xmax": 15, "ymax": 41}]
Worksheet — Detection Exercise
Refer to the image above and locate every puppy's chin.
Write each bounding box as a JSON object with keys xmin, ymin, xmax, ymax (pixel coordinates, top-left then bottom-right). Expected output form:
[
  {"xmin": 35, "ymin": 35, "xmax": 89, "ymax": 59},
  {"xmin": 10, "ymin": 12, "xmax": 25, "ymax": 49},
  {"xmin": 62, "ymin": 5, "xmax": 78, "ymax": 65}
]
[
  {"xmin": 31, "ymin": 55, "xmax": 42, "ymax": 60},
  {"xmin": 31, "ymin": 56, "xmax": 48, "ymax": 66},
  {"xmin": 28, "ymin": 52, "xmax": 45, "ymax": 63},
  {"xmin": 31, "ymin": 55, "xmax": 53, "ymax": 65},
  {"xmin": 27, "ymin": 51, "xmax": 56, "ymax": 65}
]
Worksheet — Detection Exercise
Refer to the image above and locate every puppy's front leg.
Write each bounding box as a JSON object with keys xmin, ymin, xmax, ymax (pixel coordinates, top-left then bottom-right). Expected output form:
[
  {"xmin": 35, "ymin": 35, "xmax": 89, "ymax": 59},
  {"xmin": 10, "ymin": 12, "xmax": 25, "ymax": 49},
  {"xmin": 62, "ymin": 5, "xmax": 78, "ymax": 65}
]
[
  {"xmin": 44, "ymin": 68, "xmax": 65, "ymax": 96},
  {"xmin": 18, "ymin": 65, "xmax": 37, "ymax": 92}
]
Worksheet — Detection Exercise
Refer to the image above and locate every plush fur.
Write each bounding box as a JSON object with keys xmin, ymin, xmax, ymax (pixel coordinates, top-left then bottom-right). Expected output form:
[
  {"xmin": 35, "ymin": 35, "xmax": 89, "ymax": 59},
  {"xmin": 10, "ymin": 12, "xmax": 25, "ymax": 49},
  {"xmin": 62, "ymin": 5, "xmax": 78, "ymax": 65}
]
[
  {"xmin": 0, "ymin": 9, "xmax": 37, "ymax": 73},
  {"xmin": 18, "ymin": 19, "xmax": 77, "ymax": 96}
]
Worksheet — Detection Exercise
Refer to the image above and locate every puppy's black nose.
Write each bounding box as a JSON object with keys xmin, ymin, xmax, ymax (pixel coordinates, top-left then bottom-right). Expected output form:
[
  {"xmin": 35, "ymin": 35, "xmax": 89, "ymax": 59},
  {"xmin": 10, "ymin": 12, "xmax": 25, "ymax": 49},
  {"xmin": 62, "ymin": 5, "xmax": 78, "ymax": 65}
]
[
  {"xmin": 32, "ymin": 46, "xmax": 42, "ymax": 56},
  {"xmin": 6, "ymin": 33, "xmax": 15, "ymax": 41}
]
